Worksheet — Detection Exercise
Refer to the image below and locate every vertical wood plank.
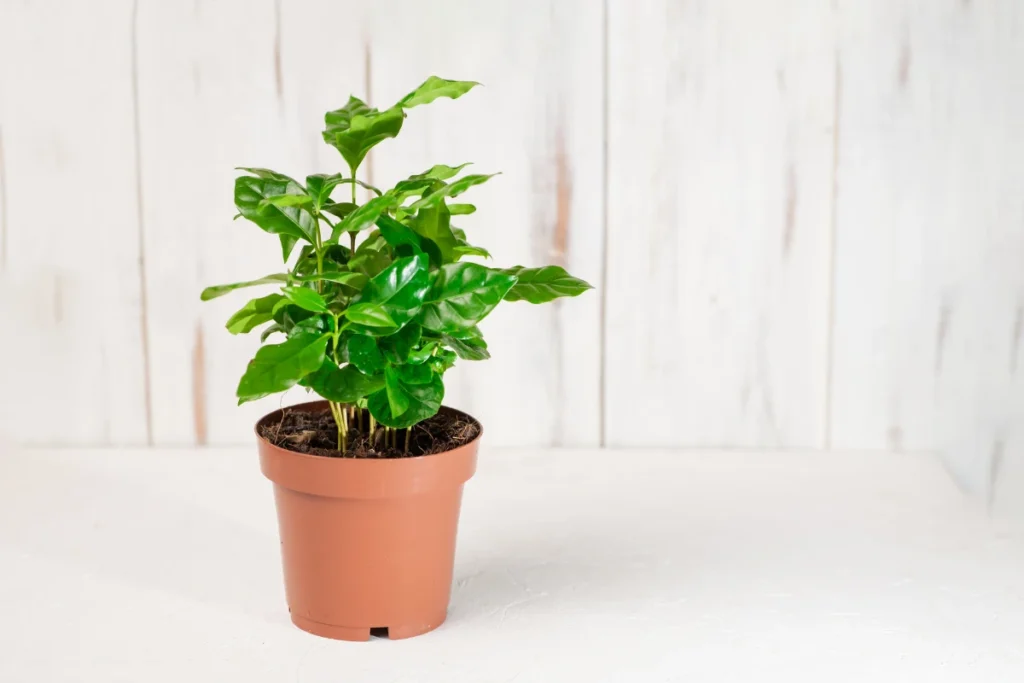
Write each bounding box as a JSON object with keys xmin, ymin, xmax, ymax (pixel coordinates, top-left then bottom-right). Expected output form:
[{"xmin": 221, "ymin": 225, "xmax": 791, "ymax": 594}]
[
  {"xmin": 832, "ymin": 0, "xmax": 1024, "ymax": 496},
  {"xmin": 605, "ymin": 0, "xmax": 836, "ymax": 448},
  {"xmin": 0, "ymin": 0, "xmax": 149, "ymax": 445},
  {"xmin": 365, "ymin": 0, "xmax": 605, "ymax": 446},
  {"xmin": 135, "ymin": 0, "xmax": 366, "ymax": 445}
]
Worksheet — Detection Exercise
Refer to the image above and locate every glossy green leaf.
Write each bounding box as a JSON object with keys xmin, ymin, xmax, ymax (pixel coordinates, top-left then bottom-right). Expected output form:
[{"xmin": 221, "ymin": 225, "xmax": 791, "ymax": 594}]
[
  {"xmin": 384, "ymin": 366, "xmax": 411, "ymax": 417},
  {"xmin": 332, "ymin": 193, "xmax": 398, "ymax": 241},
  {"xmin": 260, "ymin": 323, "xmax": 284, "ymax": 342},
  {"xmin": 376, "ymin": 215, "xmax": 443, "ymax": 267},
  {"xmin": 408, "ymin": 174, "xmax": 498, "ymax": 211},
  {"xmin": 200, "ymin": 274, "xmax": 288, "ymax": 301},
  {"xmin": 322, "ymin": 97, "xmax": 406, "ymax": 170},
  {"xmin": 396, "ymin": 362, "xmax": 433, "ymax": 384},
  {"xmin": 321, "ymin": 201, "xmax": 357, "ymax": 220},
  {"xmin": 398, "ymin": 76, "xmax": 480, "ymax": 108},
  {"xmin": 236, "ymin": 167, "xmax": 300, "ymax": 183},
  {"xmin": 430, "ymin": 348, "xmax": 458, "ymax": 374},
  {"xmin": 235, "ymin": 173, "xmax": 317, "ymax": 249},
  {"xmin": 391, "ymin": 178, "xmax": 442, "ymax": 210},
  {"xmin": 305, "ymin": 360, "xmax": 385, "ymax": 403},
  {"xmin": 279, "ymin": 235, "xmax": 299, "ymax": 262},
  {"xmin": 347, "ymin": 335, "xmax": 386, "ymax": 374},
  {"xmin": 282, "ymin": 286, "xmax": 328, "ymax": 313},
  {"xmin": 501, "ymin": 265, "xmax": 593, "ymax": 303},
  {"xmin": 225, "ymin": 293, "xmax": 285, "ymax": 334},
  {"xmin": 453, "ymin": 244, "xmax": 491, "ymax": 260},
  {"xmin": 409, "ymin": 202, "xmax": 457, "ymax": 263},
  {"xmin": 291, "ymin": 271, "xmax": 368, "ymax": 290},
  {"xmin": 378, "ymin": 323, "xmax": 422, "ymax": 364},
  {"xmin": 289, "ymin": 315, "xmax": 328, "ymax": 338},
  {"xmin": 347, "ymin": 248, "xmax": 391, "ymax": 279},
  {"xmin": 419, "ymin": 262, "xmax": 516, "ymax": 333},
  {"xmin": 368, "ymin": 372, "xmax": 444, "ymax": 428},
  {"xmin": 347, "ymin": 253, "xmax": 430, "ymax": 334},
  {"xmin": 407, "ymin": 340, "xmax": 439, "ymax": 364},
  {"xmin": 344, "ymin": 303, "xmax": 397, "ymax": 329},
  {"xmin": 448, "ymin": 203, "xmax": 476, "ymax": 215},
  {"xmin": 236, "ymin": 332, "xmax": 328, "ymax": 404},
  {"xmin": 413, "ymin": 163, "xmax": 471, "ymax": 181},
  {"xmin": 304, "ymin": 173, "xmax": 345, "ymax": 209},
  {"xmin": 442, "ymin": 331, "xmax": 490, "ymax": 360},
  {"xmin": 258, "ymin": 194, "xmax": 313, "ymax": 210}
]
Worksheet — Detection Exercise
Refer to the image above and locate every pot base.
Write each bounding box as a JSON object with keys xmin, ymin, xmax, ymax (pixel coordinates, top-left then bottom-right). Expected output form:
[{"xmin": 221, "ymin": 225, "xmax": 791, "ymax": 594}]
[{"xmin": 291, "ymin": 612, "xmax": 448, "ymax": 641}]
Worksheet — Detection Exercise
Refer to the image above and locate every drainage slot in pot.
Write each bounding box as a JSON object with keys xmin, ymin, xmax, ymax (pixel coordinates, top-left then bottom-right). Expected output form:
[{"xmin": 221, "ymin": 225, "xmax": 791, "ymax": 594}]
[{"xmin": 369, "ymin": 627, "xmax": 389, "ymax": 639}]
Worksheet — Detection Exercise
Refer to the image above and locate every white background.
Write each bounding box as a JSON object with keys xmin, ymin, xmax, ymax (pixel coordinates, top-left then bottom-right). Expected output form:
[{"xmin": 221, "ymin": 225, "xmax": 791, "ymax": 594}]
[{"xmin": 0, "ymin": 0, "xmax": 1022, "ymax": 514}]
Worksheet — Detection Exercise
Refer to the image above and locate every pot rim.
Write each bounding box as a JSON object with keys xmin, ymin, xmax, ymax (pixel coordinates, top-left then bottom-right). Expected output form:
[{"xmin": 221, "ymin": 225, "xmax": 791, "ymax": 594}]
[{"xmin": 254, "ymin": 399, "xmax": 484, "ymax": 464}]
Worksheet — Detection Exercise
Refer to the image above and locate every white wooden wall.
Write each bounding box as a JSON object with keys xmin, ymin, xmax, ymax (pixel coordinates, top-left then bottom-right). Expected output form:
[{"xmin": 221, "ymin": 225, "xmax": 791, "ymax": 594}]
[{"xmin": 0, "ymin": 1, "xmax": 1021, "ymax": 511}]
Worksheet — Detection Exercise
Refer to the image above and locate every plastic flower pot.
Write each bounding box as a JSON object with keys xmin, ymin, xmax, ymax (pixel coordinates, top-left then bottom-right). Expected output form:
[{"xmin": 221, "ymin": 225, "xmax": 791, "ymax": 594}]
[{"xmin": 256, "ymin": 400, "xmax": 480, "ymax": 641}]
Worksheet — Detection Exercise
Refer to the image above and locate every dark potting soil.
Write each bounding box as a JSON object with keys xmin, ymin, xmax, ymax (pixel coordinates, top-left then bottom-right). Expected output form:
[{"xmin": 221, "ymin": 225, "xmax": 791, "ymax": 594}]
[{"xmin": 258, "ymin": 406, "xmax": 480, "ymax": 459}]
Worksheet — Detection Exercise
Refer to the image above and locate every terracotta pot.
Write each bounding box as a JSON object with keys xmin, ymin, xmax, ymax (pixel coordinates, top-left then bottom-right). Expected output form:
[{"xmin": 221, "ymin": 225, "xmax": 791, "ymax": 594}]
[{"xmin": 256, "ymin": 400, "xmax": 480, "ymax": 641}]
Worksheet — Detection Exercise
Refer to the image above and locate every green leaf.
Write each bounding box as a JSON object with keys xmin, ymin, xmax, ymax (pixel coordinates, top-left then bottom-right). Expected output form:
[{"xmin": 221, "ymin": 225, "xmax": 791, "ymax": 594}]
[
  {"xmin": 442, "ymin": 330, "xmax": 490, "ymax": 360},
  {"xmin": 236, "ymin": 167, "xmax": 300, "ymax": 183},
  {"xmin": 414, "ymin": 163, "xmax": 472, "ymax": 181},
  {"xmin": 344, "ymin": 303, "xmax": 397, "ymax": 329},
  {"xmin": 201, "ymin": 274, "xmax": 288, "ymax": 301},
  {"xmin": 501, "ymin": 265, "xmax": 594, "ymax": 303},
  {"xmin": 292, "ymin": 271, "xmax": 368, "ymax": 290},
  {"xmin": 376, "ymin": 215, "xmax": 443, "ymax": 267},
  {"xmin": 347, "ymin": 248, "xmax": 391, "ymax": 278},
  {"xmin": 384, "ymin": 366, "xmax": 411, "ymax": 417},
  {"xmin": 225, "ymin": 293, "xmax": 285, "ymax": 334},
  {"xmin": 322, "ymin": 97, "xmax": 406, "ymax": 170},
  {"xmin": 419, "ymin": 262, "xmax": 517, "ymax": 333},
  {"xmin": 289, "ymin": 315, "xmax": 328, "ymax": 338},
  {"xmin": 448, "ymin": 203, "xmax": 476, "ymax": 215},
  {"xmin": 272, "ymin": 302, "xmax": 316, "ymax": 327},
  {"xmin": 281, "ymin": 286, "xmax": 328, "ymax": 313},
  {"xmin": 408, "ymin": 174, "xmax": 498, "ymax": 211},
  {"xmin": 235, "ymin": 173, "xmax": 317, "ymax": 248},
  {"xmin": 236, "ymin": 332, "xmax": 329, "ymax": 404},
  {"xmin": 279, "ymin": 234, "xmax": 299, "ymax": 261},
  {"xmin": 331, "ymin": 193, "xmax": 398, "ymax": 241},
  {"xmin": 321, "ymin": 201, "xmax": 357, "ymax": 220},
  {"xmin": 368, "ymin": 372, "xmax": 444, "ymax": 428},
  {"xmin": 305, "ymin": 360, "xmax": 385, "ymax": 403},
  {"xmin": 408, "ymin": 340, "xmax": 439, "ymax": 364},
  {"xmin": 347, "ymin": 252, "xmax": 431, "ymax": 334},
  {"xmin": 430, "ymin": 348, "xmax": 458, "ymax": 374},
  {"xmin": 396, "ymin": 362, "xmax": 433, "ymax": 384},
  {"xmin": 409, "ymin": 202, "xmax": 458, "ymax": 263},
  {"xmin": 304, "ymin": 173, "xmax": 345, "ymax": 209},
  {"xmin": 379, "ymin": 323, "xmax": 422, "ymax": 364},
  {"xmin": 260, "ymin": 323, "xmax": 284, "ymax": 342},
  {"xmin": 347, "ymin": 335, "xmax": 386, "ymax": 374},
  {"xmin": 398, "ymin": 76, "xmax": 480, "ymax": 108},
  {"xmin": 258, "ymin": 193, "xmax": 313, "ymax": 210},
  {"xmin": 453, "ymin": 244, "xmax": 491, "ymax": 260}
]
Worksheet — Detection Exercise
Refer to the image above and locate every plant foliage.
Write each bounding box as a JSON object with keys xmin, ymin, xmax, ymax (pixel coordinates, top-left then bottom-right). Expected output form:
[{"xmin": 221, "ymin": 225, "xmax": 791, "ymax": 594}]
[{"xmin": 202, "ymin": 76, "xmax": 592, "ymax": 452}]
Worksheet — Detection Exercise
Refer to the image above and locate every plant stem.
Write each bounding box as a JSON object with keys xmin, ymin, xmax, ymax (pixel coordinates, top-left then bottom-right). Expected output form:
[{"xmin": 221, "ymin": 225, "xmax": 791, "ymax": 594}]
[
  {"xmin": 404, "ymin": 428, "xmax": 410, "ymax": 454},
  {"xmin": 369, "ymin": 414, "xmax": 376, "ymax": 446},
  {"xmin": 313, "ymin": 214, "xmax": 325, "ymax": 294},
  {"xmin": 328, "ymin": 401, "xmax": 346, "ymax": 452},
  {"xmin": 341, "ymin": 406, "xmax": 349, "ymax": 450},
  {"xmin": 348, "ymin": 165, "xmax": 360, "ymax": 252}
]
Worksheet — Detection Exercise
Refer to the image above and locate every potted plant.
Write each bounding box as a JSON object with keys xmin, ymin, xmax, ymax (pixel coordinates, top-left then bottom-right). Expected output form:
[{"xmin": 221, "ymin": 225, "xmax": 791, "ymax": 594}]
[{"xmin": 201, "ymin": 76, "xmax": 591, "ymax": 641}]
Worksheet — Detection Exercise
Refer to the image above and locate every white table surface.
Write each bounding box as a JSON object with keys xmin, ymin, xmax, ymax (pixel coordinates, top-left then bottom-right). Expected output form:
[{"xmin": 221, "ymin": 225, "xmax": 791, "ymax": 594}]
[{"xmin": 1, "ymin": 447, "xmax": 1022, "ymax": 682}]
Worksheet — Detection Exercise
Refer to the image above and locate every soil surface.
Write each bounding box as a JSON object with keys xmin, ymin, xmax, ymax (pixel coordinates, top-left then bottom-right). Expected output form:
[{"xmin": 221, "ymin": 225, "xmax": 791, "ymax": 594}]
[{"xmin": 258, "ymin": 406, "xmax": 480, "ymax": 459}]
